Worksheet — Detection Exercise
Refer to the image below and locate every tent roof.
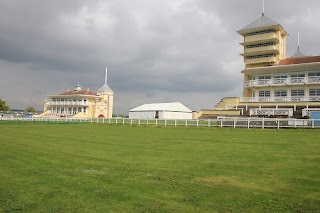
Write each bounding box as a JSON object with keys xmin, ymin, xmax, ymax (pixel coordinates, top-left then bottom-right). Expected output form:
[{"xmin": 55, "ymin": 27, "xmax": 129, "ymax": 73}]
[{"xmin": 130, "ymin": 102, "xmax": 192, "ymax": 112}]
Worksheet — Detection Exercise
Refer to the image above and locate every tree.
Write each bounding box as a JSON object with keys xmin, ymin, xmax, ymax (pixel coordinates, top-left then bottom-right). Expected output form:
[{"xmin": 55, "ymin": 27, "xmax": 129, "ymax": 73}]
[
  {"xmin": 0, "ymin": 99, "xmax": 10, "ymax": 111},
  {"xmin": 26, "ymin": 106, "xmax": 36, "ymax": 113}
]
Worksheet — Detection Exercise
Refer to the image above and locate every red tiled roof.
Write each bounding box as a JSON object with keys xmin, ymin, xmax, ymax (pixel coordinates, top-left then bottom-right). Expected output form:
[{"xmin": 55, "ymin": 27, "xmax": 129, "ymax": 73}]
[
  {"xmin": 279, "ymin": 56, "xmax": 320, "ymax": 65},
  {"xmin": 59, "ymin": 89, "xmax": 97, "ymax": 96}
]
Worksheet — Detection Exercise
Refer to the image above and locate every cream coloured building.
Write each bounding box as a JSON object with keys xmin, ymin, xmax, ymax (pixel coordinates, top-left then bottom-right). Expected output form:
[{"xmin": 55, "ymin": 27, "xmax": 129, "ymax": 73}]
[
  {"xmin": 205, "ymin": 12, "xmax": 320, "ymax": 119},
  {"xmin": 40, "ymin": 68, "xmax": 114, "ymax": 118}
]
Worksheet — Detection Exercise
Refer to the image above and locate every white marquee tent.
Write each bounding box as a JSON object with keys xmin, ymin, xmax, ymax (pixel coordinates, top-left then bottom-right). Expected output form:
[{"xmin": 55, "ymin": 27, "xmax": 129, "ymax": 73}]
[{"xmin": 129, "ymin": 102, "xmax": 192, "ymax": 120}]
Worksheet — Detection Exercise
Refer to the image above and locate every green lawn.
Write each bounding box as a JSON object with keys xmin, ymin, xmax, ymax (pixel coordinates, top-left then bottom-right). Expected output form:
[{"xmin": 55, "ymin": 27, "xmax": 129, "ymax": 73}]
[{"xmin": 0, "ymin": 123, "xmax": 319, "ymax": 212}]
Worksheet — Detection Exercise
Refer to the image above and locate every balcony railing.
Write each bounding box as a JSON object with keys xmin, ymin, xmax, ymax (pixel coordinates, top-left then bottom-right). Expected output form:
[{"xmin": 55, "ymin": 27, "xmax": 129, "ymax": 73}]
[
  {"xmin": 46, "ymin": 101, "xmax": 91, "ymax": 106},
  {"xmin": 249, "ymin": 108, "xmax": 293, "ymax": 117},
  {"xmin": 245, "ymin": 77, "xmax": 320, "ymax": 88},
  {"xmin": 240, "ymin": 96, "xmax": 320, "ymax": 103}
]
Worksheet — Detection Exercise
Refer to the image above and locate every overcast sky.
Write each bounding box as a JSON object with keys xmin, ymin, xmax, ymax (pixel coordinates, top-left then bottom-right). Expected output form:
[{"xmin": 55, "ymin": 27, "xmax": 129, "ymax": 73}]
[{"xmin": 1, "ymin": 0, "xmax": 320, "ymax": 114}]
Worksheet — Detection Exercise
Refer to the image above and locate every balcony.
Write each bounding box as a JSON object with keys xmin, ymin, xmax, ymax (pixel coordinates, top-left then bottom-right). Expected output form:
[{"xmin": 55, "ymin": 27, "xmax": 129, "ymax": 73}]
[
  {"xmin": 240, "ymin": 96, "xmax": 320, "ymax": 103},
  {"xmin": 245, "ymin": 77, "xmax": 320, "ymax": 88},
  {"xmin": 244, "ymin": 33, "xmax": 276, "ymax": 43},
  {"xmin": 46, "ymin": 101, "xmax": 91, "ymax": 106},
  {"xmin": 244, "ymin": 45, "xmax": 277, "ymax": 54},
  {"xmin": 245, "ymin": 56, "xmax": 276, "ymax": 65}
]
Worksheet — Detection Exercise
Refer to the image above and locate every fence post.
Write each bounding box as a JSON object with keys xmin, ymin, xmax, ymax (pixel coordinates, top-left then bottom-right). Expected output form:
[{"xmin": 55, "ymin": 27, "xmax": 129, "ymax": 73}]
[
  {"xmin": 233, "ymin": 118, "xmax": 236, "ymax": 128},
  {"xmin": 277, "ymin": 118, "xmax": 280, "ymax": 130},
  {"xmin": 165, "ymin": 120, "xmax": 167, "ymax": 126},
  {"xmin": 312, "ymin": 119, "xmax": 314, "ymax": 129},
  {"xmin": 196, "ymin": 120, "xmax": 199, "ymax": 127},
  {"xmin": 247, "ymin": 118, "xmax": 250, "ymax": 129},
  {"xmin": 185, "ymin": 120, "xmax": 188, "ymax": 127},
  {"xmin": 208, "ymin": 119, "xmax": 210, "ymax": 128},
  {"xmin": 123, "ymin": 118, "xmax": 125, "ymax": 125},
  {"xmin": 262, "ymin": 117, "xmax": 264, "ymax": 129},
  {"xmin": 220, "ymin": 119, "xmax": 223, "ymax": 128},
  {"xmin": 175, "ymin": 120, "xmax": 177, "ymax": 127},
  {"xmin": 130, "ymin": 119, "xmax": 132, "ymax": 125},
  {"xmin": 109, "ymin": 118, "xmax": 111, "ymax": 124},
  {"xmin": 116, "ymin": 118, "xmax": 118, "ymax": 124},
  {"xmin": 138, "ymin": 119, "xmax": 140, "ymax": 126}
]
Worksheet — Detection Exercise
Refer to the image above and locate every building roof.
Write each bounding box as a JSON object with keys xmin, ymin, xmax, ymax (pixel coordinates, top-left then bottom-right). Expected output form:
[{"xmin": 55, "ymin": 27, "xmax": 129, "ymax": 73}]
[
  {"xmin": 59, "ymin": 89, "xmax": 97, "ymax": 96},
  {"xmin": 238, "ymin": 14, "xmax": 281, "ymax": 33},
  {"xmin": 278, "ymin": 56, "xmax": 320, "ymax": 66},
  {"xmin": 130, "ymin": 102, "xmax": 192, "ymax": 113},
  {"xmin": 289, "ymin": 47, "xmax": 307, "ymax": 58},
  {"xmin": 98, "ymin": 83, "xmax": 113, "ymax": 93}
]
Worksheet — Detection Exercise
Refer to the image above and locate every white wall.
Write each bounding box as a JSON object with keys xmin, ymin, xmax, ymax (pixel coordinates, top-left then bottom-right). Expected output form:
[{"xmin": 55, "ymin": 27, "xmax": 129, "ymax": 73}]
[
  {"xmin": 162, "ymin": 111, "xmax": 192, "ymax": 119},
  {"xmin": 129, "ymin": 111, "xmax": 155, "ymax": 119},
  {"xmin": 129, "ymin": 111, "xmax": 192, "ymax": 120}
]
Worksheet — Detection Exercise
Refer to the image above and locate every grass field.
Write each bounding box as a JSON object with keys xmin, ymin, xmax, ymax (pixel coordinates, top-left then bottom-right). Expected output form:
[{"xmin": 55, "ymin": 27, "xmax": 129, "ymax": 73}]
[{"xmin": 0, "ymin": 123, "xmax": 319, "ymax": 212}]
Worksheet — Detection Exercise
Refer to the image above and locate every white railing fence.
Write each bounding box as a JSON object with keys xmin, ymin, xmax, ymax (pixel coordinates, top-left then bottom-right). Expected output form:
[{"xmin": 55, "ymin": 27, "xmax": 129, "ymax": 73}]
[
  {"xmin": 239, "ymin": 96, "xmax": 320, "ymax": 103},
  {"xmin": 1, "ymin": 117, "xmax": 320, "ymax": 129},
  {"xmin": 249, "ymin": 108, "xmax": 293, "ymax": 117},
  {"xmin": 245, "ymin": 76, "xmax": 320, "ymax": 88}
]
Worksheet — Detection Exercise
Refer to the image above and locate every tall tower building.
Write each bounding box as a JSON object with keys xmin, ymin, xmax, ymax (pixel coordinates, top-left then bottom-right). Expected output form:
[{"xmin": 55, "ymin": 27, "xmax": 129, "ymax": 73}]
[
  {"xmin": 238, "ymin": 13, "xmax": 288, "ymax": 97},
  {"xmin": 238, "ymin": 14, "xmax": 288, "ymax": 69}
]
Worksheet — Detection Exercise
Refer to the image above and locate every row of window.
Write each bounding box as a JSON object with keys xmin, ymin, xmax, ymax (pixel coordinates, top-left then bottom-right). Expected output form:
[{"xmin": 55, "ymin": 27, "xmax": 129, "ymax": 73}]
[
  {"xmin": 253, "ymin": 71, "xmax": 320, "ymax": 80},
  {"xmin": 246, "ymin": 29, "xmax": 274, "ymax": 37},
  {"xmin": 49, "ymin": 107, "xmax": 87, "ymax": 114},
  {"xmin": 246, "ymin": 54, "xmax": 274, "ymax": 59},
  {"xmin": 246, "ymin": 42, "xmax": 274, "ymax": 49},
  {"xmin": 256, "ymin": 89, "xmax": 320, "ymax": 97},
  {"xmin": 52, "ymin": 98, "xmax": 87, "ymax": 102}
]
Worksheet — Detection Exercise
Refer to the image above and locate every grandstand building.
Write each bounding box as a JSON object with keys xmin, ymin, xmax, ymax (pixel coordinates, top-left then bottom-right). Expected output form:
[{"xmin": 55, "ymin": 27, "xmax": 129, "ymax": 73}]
[
  {"xmin": 198, "ymin": 12, "xmax": 320, "ymax": 119},
  {"xmin": 39, "ymin": 68, "xmax": 113, "ymax": 118}
]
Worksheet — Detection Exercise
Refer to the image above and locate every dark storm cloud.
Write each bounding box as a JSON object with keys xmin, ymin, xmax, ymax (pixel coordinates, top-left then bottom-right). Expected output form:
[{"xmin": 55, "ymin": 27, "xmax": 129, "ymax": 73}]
[{"xmin": 0, "ymin": 0, "xmax": 319, "ymax": 113}]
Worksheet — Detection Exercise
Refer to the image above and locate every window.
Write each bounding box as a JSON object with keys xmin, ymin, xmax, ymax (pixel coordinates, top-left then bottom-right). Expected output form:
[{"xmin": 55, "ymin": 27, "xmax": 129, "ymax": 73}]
[
  {"xmin": 291, "ymin": 89, "xmax": 304, "ymax": 96},
  {"xmin": 274, "ymin": 74, "xmax": 287, "ymax": 79},
  {"xmin": 309, "ymin": 89, "xmax": 320, "ymax": 96},
  {"xmin": 246, "ymin": 29, "xmax": 274, "ymax": 36},
  {"xmin": 258, "ymin": 75, "xmax": 271, "ymax": 80},
  {"xmin": 246, "ymin": 42, "xmax": 274, "ymax": 49},
  {"xmin": 259, "ymin": 91, "xmax": 271, "ymax": 97},
  {"xmin": 291, "ymin": 73, "xmax": 305, "ymax": 78},
  {"xmin": 275, "ymin": 90, "xmax": 287, "ymax": 97},
  {"xmin": 308, "ymin": 71, "xmax": 320, "ymax": 77},
  {"xmin": 246, "ymin": 54, "xmax": 274, "ymax": 59}
]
